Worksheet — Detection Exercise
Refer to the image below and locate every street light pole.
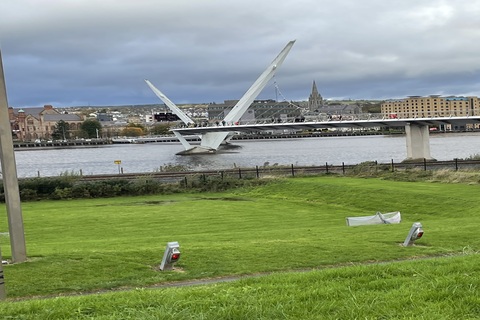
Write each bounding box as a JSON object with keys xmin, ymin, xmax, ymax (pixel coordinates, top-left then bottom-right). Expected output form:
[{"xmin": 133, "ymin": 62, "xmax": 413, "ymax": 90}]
[{"xmin": 0, "ymin": 49, "xmax": 27, "ymax": 263}]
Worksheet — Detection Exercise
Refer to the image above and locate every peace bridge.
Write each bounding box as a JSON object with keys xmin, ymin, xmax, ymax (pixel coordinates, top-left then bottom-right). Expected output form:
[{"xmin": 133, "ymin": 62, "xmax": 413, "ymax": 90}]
[{"xmin": 171, "ymin": 112, "xmax": 480, "ymax": 160}]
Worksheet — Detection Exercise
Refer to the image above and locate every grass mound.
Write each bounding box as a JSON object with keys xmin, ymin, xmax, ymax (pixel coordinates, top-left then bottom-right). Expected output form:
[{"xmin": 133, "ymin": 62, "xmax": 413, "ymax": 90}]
[{"xmin": 0, "ymin": 176, "xmax": 479, "ymax": 318}]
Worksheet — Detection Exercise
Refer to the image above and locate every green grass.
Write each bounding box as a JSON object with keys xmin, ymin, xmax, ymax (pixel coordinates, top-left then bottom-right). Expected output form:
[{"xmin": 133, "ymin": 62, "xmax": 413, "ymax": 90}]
[
  {"xmin": 0, "ymin": 255, "xmax": 478, "ymax": 319},
  {"xmin": 0, "ymin": 176, "xmax": 479, "ymax": 318}
]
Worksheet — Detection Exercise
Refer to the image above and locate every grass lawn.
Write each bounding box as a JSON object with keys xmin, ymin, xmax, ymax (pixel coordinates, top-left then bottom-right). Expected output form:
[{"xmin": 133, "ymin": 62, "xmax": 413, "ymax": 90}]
[{"xmin": 0, "ymin": 176, "xmax": 478, "ymax": 318}]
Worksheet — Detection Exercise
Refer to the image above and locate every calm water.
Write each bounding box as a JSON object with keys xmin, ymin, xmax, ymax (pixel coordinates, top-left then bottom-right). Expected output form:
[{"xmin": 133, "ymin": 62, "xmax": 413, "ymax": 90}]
[{"xmin": 11, "ymin": 132, "xmax": 480, "ymax": 178}]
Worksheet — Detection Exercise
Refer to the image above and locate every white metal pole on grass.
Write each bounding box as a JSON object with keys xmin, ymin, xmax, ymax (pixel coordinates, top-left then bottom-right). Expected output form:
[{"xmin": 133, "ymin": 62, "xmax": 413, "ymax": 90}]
[{"xmin": 0, "ymin": 49, "xmax": 27, "ymax": 263}]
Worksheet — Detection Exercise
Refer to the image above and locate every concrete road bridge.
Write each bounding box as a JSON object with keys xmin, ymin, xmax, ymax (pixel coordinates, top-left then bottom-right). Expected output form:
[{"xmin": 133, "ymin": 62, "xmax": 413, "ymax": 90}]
[{"xmin": 171, "ymin": 115, "xmax": 480, "ymax": 159}]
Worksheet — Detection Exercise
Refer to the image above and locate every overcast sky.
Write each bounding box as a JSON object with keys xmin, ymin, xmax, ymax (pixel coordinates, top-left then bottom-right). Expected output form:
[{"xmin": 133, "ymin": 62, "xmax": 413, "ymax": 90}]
[{"xmin": 1, "ymin": 0, "xmax": 480, "ymax": 108}]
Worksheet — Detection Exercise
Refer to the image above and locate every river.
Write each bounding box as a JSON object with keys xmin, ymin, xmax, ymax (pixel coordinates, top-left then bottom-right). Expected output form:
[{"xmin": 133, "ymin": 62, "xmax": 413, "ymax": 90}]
[{"xmin": 11, "ymin": 132, "xmax": 480, "ymax": 178}]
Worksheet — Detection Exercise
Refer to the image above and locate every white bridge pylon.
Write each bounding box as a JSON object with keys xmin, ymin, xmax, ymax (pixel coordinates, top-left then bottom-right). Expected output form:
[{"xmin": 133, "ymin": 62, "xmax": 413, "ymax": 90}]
[
  {"xmin": 146, "ymin": 40, "xmax": 296, "ymax": 155},
  {"xmin": 144, "ymin": 80, "xmax": 194, "ymax": 126}
]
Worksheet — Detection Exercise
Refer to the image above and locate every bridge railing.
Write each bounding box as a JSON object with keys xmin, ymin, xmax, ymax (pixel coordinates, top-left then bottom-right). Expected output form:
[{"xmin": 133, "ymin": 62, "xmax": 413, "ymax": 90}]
[
  {"xmin": 176, "ymin": 110, "xmax": 480, "ymax": 129},
  {"xmin": 239, "ymin": 110, "xmax": 479, "ymax": 125}
]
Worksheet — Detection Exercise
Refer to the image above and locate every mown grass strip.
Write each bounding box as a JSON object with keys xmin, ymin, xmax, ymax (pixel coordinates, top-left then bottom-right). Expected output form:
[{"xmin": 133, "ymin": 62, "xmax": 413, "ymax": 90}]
[
  {"xmin": 0, "ymin": 176, "xmax": 478, "ymax": 301},
  {"xmin": 0, "ymin": 254, "xmax": 478, "ymax": 319}
]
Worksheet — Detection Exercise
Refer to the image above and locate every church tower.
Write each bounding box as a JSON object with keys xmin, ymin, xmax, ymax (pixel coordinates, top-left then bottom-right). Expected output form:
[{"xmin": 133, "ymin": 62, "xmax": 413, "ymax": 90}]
[{"xmin": 308, "ymin": 81, "xmax": 323, "ymax": 112}]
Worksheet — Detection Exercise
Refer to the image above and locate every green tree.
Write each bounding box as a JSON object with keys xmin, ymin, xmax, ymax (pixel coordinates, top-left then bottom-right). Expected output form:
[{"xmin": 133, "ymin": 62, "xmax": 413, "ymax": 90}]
[
  {"xmin": 126, "ymin": 123, "xmax": 146, "ymax": 131},
  {"xmin": 361, "ymin": 102, "xmax": 383, "ymax": 113},
  {"xmin": 81, "ymin": 119, "xmax": 102, "ymax": 138},
  {"xmin": 120, "ymin": 123, "xmax": 147, "ymax": 136},
  {"xmin": 150, "ymin": 123, "xmax": 172, "ymax": 135},
  {"xmin": 52, "ymin": 120, "xmax": 70, "ymax": 141},
  {"xmin": 121, "ymin": 127, "xmax": 144, "ymax": 137}
]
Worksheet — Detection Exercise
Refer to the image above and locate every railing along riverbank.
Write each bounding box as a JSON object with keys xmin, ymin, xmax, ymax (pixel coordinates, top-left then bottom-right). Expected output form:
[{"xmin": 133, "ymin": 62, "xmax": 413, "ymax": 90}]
[
  {"xmin": 13, "ymin": 139, "xmax": 111, "ymax": 149},
  {"xmin": 72, "ymin": 158, "xmax": 480, "ymax": 183}
]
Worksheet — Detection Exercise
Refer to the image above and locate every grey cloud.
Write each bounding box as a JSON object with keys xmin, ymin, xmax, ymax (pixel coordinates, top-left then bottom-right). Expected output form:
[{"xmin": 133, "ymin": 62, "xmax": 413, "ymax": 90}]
[{"xmin": 1, "ymin": 0, "xmax": 480, "ymax": 107}]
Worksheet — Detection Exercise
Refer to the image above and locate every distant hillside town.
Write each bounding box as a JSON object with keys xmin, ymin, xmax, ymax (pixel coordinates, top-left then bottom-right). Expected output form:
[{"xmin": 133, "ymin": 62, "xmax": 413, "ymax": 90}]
[{"xmin": 7, "ymin": 81, "xmax": 478, "ymax": 142}]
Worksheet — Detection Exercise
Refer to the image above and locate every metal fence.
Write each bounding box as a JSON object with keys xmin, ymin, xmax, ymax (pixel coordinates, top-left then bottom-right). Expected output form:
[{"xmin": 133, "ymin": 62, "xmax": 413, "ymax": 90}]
[{"xmin": 76, "ymin": 158, "xmax": 480, "ymax": 183}]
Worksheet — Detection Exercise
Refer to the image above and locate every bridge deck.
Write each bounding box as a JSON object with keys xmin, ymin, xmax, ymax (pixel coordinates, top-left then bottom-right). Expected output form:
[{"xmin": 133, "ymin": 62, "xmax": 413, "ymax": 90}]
[{"xmin": 172, "ymin": 116, "xmax": 480, "ymax": 135}]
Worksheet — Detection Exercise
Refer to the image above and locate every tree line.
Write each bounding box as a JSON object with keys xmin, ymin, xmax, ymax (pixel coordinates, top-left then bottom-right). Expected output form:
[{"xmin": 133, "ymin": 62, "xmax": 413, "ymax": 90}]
[{"xmin": 52, "ymin": 119, "xmax": 173, "ymax": 140}]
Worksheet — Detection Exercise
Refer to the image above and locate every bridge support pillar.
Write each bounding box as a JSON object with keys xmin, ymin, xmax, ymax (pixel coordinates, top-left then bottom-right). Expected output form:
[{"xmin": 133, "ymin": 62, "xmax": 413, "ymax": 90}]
[{"xmin": 405, "ymin": 123, "xmax": 433, "ymax": 160}]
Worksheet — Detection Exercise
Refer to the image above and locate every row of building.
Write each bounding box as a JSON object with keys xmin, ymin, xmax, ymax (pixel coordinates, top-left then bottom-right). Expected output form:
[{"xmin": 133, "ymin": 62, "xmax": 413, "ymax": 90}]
[
  {"xmin": 7, "ymin": 81, "xmax": 362, "ymax": 141},
  {"xmin": 8, "ymin": 81, "xmax": 479, "ymax": 142}
]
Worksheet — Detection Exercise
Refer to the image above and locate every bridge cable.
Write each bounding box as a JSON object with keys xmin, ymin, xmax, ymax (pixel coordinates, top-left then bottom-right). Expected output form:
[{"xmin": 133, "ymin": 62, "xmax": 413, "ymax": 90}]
[{"xmin": 272, "ymin": 75, "xmax": 302, "ymax": 110}]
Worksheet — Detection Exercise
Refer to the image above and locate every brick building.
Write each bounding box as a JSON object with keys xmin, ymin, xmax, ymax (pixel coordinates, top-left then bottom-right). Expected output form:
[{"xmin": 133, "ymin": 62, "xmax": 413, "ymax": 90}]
[
  {"xmin": 381, "ymin": 95, "xmax": 480, "ymax": 118},
  {"xmin": 9, "ymin": 105, "xmax": 84, "ymax": 141}
]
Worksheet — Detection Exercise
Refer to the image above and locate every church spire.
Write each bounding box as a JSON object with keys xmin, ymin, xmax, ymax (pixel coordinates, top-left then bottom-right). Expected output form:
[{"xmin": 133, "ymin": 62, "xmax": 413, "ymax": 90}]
[
  {"xmin": 308, "ymin": 80, "xmax": 323, "ymax": 112},
  {"xmin": 312, "ymin": 80, "xmax": 319, "ymax": 96}
]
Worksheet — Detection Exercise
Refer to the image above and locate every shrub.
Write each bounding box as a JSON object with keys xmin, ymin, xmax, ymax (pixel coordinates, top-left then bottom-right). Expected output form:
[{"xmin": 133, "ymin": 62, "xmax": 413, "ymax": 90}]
[
  {"xmin": 70, "ymin": 183, "xmax": 92, "ymax": 199},
  {"xmin": 85, "ymin": 180, "xmax": 130, "ymax": 198},
  {"xmin": 19, "ymin": 188, "xmax": 38, "ymax": 201},
  {"xmin": 156, "ymin": 163, "xmax": 188, "ymax": 172},
  {"xmin": 346, "ymin": 161, "xmax": 379, "ymax": 176},
  {"xmin": 19, "ymin": 177, "xmax": 75, "ymax": 196},
  {"xmin": 463, "ymin": 153, "xmax": 480, "ymax": 160},
  {"xmin": 131, "ymin": 178, "xmax": 167, "ymax": 195},
  {"xmin": 52, "ymin": 187, "xmax": 72, "ymax": 200},
  {"xmin": 6, "ymin": 161, "xmax": 480, "ymax": 203},
  {"xmin": 181, "ymin": 174, "xmax": 268, "ymax": 192}
]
